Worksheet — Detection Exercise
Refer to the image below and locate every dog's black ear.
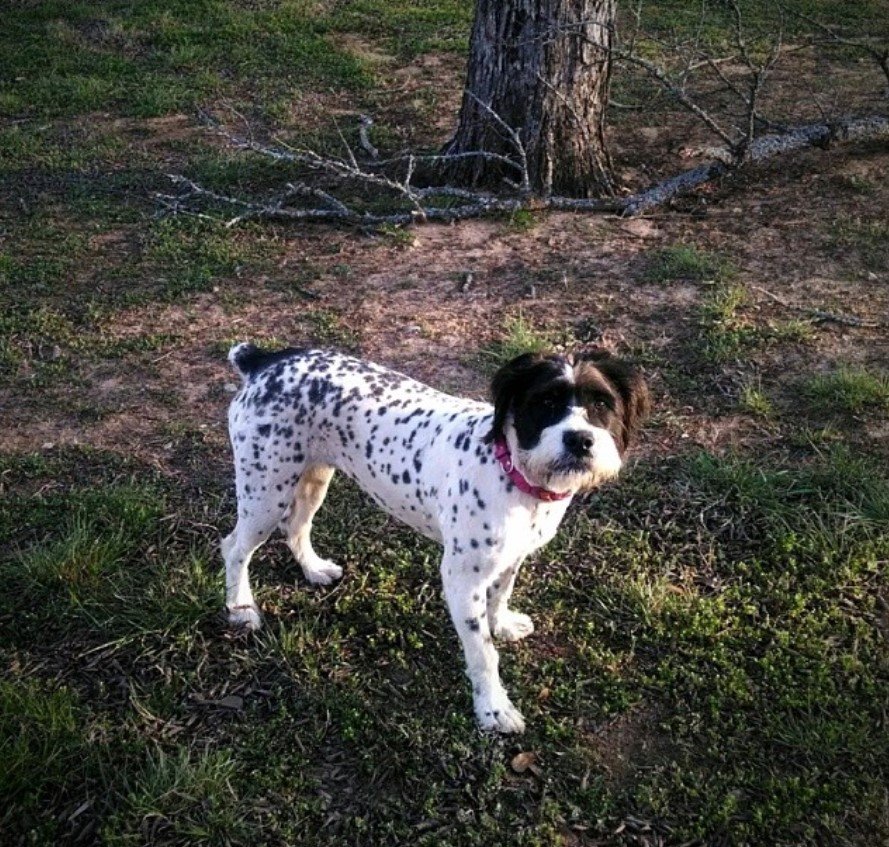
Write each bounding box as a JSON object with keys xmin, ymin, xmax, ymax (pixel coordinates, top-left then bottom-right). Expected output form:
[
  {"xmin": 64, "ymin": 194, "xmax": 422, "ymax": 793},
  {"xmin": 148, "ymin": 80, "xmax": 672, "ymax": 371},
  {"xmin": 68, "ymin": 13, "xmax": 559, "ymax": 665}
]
[
  {"xmin": 577, "ymin": 349, "xmax": 651, "ymax": 450},
  {"xmin": 484, "ymin": 352, "xmax": 546, "ymax": 444}
]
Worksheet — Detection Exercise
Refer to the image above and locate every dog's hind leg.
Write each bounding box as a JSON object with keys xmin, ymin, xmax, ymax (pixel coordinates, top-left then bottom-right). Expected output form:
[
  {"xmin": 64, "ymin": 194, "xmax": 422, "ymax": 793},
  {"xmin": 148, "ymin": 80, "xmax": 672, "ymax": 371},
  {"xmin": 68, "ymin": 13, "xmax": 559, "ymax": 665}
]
[
  {"xmin": 223, "ymin": 449, "xmax": 303, "ymax": 629},
  {"xmin": 223, "ymin": 508, "xmax": 281, "ymax": 630},
  {"xmin": 280, "ymin": 464, "xmax": 342, "ymax": 586}
]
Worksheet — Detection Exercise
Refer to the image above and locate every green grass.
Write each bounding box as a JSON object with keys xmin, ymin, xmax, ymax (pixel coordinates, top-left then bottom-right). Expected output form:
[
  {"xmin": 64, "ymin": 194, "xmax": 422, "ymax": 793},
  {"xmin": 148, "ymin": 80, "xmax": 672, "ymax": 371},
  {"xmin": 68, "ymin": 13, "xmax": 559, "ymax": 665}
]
[
  {"xmin": 695, "ymin": 285, "xmax": 814, "ymax": 365},
  {"xmin": 0, "ymin": 211, "xmax": 271, "ymax": 384},
  {"xmin": 504, "ymin": 208, "xmax": 539, "ymax": 232},
  {"xmin": 141, "ymin": 216, "xmax": 262, "ymax": 299},
  {"xmin": 473, "ymin": 314, "xmax": 560, "ymax": 374},
  {"xmin": 803, "ymin": 366, "xmax": 889, "ymax": 416},
  {"xmin": 101, "ymin": 747, "xmax": 245, "ymax": 846},
  {"xmin": 304, "ymin": 307, "xmax": 360, "ymax": 350},
  {"xmin": 697, "ymin": 284, "xmax": 760, "ymax": 363},
  {"xmin": 3, "ymin": 1, "xmax": 889, "ymax": 844},
  {"xmin": 0, "ymin": 1, "xmax": 370, "ymax": 120},
  {"xmin": 739, "ymin": 380, "xmax": 774, "ymax": 418},
  {"xmin": 328, "ymin": 0, "xmax": 473, "ymax": 59},
  {"xmin": 1, "ymin": 443, "xmax": 886, "ymax": 845},
  {"xmin": 632, "ymin": 0, "xmax": 889, "ymax": 55},
  {"xmin": 0, "ymin": 122, "xmax": 127, "ymax": 174},
  {"xmin": 643, "ymin": 244, "xmax": 735, "ymax": 284},
  {"xmin": 0, "ymin": 678, "xmax": 88, "ymax": 802}
]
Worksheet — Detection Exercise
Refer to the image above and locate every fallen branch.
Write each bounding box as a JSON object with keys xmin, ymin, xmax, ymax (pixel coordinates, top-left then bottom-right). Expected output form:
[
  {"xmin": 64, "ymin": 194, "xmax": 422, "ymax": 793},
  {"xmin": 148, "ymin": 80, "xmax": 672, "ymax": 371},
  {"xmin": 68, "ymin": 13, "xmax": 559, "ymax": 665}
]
[
  {"xmin": 613, "ymin": 46, "xmax": 739, "ymax": 149},
  {"xmin": 623, "ymin": 113, "xmax": 889, "ymax": 215},
  {"xmin": 158, "ymin": 174, "xmax": 531, "ymax": 226},
  {"xmin": 159, "ymin": 112, "xmax": 889, "ymax": 226}
]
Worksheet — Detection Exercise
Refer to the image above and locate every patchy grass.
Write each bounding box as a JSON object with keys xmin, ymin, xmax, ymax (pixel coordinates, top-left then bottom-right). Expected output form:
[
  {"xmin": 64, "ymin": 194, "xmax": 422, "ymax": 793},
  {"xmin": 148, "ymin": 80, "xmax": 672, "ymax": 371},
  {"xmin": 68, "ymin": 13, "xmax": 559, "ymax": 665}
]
[
  {"xmin": 633, "ymin": 0, "xmax": 889, "ymax": 58},
  {"xmin": 832, "ymin": 173, "xmax": 879, "ymax": 196},
  {"xmin": 695, "ymin": 286, "xmax": 814, "ymax": 365},
  {"xmin": 473, "ymin": 313, "xmax": 559, "ymax": 374},
  {"xmin": 829, "ymin": 216, "xmax": 889, "ymax": 273},
  {"xmin": 304, "ymin": 307, "xmax": 360, "ymax": 350},
  {"xmin": 803, "ymin": 366, "xmax": 889, "ymax": 416},
  {"xmin": 643, "ymin": 244, "xmax": 735, "ymax": 284},
  {"xmin": 0, "ymin": 678, "xmax": 89, "ymax": 806},
  {"xmin": 504, "ymin": 208, "xmax": 540, "ymax": 233},
  {"xmin": 328, "ymin": 0, "xmax": 473, "ymax": 58},
  {"xmin": 739, "ymin": 380, "xmax": 774, "ymax": 418},
  {"xmin": 0, "ymin": 121, "xmax": 127, "ymax": 175},
  {"xmin": 0, "ymin": 1, "xmax": 371, "ymax": 119},
  {"xmin": 766, "ymin": 318, "xmax": 815, "ymax": 345},
  {"xmin": 141, "ymin": 216, "xmax": 263, "ymax": 300},
  {"xmin": 101, "ymin": 747, "xmax": 245, "ymax": 846},
  {"xmin": 697, "ymin": 284, "xmax": 760, "ymax": 363}
]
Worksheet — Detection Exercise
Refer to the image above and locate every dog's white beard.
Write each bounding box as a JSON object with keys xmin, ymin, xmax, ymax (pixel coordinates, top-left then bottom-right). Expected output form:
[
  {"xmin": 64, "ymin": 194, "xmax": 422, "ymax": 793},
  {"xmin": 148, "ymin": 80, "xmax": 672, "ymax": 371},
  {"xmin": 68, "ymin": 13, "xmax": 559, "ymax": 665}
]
[{"xmin": 516, "ymin": 424, "xmax": 623, "ymax": 495}]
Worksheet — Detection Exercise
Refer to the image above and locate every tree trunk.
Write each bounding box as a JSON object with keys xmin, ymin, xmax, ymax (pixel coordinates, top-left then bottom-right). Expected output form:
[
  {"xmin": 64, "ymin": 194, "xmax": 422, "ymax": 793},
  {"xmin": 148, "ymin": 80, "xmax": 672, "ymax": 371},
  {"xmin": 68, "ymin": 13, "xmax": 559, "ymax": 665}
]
[{"xmin": 442, "ymin": 0, "xmax": 615, "ymax": 197}]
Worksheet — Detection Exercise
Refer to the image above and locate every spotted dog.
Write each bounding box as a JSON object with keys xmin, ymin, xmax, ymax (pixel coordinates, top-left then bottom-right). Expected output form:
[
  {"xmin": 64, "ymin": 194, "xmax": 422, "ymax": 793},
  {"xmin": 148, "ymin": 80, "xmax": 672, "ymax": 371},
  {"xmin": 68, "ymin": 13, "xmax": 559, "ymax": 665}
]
[{"xmin": 222, "ymin": 344, "xmax": 649, "ymax": 733}]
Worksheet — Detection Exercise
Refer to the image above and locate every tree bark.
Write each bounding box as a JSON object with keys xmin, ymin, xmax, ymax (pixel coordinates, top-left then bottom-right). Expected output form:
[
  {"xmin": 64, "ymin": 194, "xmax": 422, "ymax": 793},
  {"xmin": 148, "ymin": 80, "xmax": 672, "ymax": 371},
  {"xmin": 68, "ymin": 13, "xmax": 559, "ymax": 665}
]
[{"xmin": 442, "ymin": 0, "xmax": 615, "ymax": 197}]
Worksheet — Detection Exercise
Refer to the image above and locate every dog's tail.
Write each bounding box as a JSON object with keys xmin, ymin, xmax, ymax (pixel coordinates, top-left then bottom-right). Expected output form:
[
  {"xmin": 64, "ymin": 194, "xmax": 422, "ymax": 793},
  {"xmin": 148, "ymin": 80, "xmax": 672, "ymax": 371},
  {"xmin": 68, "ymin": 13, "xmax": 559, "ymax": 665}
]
[
  {"xmin": 228, "ymin": 342, "xmax": 305, "ymax": 381},
  {"xmin": 228, "ymin": 342, "xmax": 262, "ymax": 381}
]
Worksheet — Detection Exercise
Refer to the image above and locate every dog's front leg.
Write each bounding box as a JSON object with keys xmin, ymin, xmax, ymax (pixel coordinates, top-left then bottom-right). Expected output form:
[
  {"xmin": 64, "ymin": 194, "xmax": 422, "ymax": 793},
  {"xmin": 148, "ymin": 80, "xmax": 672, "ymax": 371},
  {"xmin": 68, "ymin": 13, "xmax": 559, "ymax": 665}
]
[
  {"xmin": 486, "ymin": 559, "xmax": 535, "ymax": 642},
  {"xmin": 440, "ymin": 553, "xmax": 526, "ymax": 734}
]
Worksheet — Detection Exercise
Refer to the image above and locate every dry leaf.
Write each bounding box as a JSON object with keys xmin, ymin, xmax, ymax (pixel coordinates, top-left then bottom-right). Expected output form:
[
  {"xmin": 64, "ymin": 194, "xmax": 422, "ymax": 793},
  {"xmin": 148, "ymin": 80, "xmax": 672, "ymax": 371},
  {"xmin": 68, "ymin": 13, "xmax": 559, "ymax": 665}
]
[{"xmin": 510, "ymin": 751, "xmax": 537, "ymax": 774}]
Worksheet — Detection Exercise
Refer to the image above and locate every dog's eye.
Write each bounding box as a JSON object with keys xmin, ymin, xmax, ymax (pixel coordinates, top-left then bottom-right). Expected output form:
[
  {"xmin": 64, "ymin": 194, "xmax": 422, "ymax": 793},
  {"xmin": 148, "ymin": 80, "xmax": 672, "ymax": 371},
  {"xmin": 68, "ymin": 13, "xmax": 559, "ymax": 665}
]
[
  {"xmin": 584, "ymin": 393, "xmax": 612, "ymax": 412},
  {"xmin": 536, "ymin": 390, "xmax": 561, "ymax": 409}
]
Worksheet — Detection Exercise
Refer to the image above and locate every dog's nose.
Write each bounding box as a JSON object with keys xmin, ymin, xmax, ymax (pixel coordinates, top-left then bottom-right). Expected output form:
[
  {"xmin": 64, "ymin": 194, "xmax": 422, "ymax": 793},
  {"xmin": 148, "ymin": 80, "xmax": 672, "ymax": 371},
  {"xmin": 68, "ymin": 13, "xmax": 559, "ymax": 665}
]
[{"xmin": 563, "ymin": 430, "xmax": 595, "ymax": 457}]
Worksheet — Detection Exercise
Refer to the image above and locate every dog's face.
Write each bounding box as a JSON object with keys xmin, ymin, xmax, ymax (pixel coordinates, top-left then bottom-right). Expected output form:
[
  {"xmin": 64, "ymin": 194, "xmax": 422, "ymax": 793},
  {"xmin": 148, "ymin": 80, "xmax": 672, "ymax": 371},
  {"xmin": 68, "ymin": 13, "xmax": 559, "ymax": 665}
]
[{"xmin": 486, "ymin": 350, "xmax": 650, "ymax": 494}]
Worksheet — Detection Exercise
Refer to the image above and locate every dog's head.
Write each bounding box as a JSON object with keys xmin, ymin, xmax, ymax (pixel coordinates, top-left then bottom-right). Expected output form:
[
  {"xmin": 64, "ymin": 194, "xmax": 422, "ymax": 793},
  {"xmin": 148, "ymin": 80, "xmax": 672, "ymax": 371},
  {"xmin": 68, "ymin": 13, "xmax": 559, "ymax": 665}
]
[{"xmin": 484, "ymin": 349, "xmax": 650, "ymax": 494}]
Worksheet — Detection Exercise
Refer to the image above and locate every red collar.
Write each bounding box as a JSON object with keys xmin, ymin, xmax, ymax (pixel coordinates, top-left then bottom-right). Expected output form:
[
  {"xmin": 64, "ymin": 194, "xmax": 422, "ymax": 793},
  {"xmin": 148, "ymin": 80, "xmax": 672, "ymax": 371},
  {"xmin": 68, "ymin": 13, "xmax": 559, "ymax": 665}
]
[{"xmin": 492, "ymin": 437, "xmax": 572, "ymax": 503}]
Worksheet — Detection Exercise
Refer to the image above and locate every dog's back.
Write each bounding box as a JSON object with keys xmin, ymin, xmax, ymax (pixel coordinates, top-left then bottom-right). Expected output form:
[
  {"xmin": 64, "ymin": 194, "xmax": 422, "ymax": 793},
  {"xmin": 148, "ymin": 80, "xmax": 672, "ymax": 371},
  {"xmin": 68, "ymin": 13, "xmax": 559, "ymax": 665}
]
[{"xmin": 227, "ymin": 346, "xmax": 491, "ymax": 542}]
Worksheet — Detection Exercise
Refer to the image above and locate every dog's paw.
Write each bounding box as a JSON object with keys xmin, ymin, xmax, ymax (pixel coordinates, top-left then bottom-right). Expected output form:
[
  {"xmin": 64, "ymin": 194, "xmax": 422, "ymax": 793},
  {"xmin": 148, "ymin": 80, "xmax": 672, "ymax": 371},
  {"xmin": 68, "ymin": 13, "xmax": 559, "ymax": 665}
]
[
  {"xmin": 227, "ymin": 603, "xmax": 262, "ymax": 631},
  {"xmin": 474, "ymin": 690, "xmax": 526, "ymax": 734},
  {"xmin": 493, "ymin": 610, "xmax": 535, "ymax": 642},
  {"xmin": 302, "ymin": 557, "xmax": 343, "ymax": 586}
]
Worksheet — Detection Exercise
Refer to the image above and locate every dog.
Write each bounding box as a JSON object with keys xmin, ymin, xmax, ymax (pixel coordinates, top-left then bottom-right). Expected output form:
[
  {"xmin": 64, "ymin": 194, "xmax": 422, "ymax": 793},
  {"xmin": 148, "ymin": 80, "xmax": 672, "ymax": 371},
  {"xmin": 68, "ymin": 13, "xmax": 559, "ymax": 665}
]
[{"xmin": 222, "ymin": 344, "xmax": 649, "ymax": 733}]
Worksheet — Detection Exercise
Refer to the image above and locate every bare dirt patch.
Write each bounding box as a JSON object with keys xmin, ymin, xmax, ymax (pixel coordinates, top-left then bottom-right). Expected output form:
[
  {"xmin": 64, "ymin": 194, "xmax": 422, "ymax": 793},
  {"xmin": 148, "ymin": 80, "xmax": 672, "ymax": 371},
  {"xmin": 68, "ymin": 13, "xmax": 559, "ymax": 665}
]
[{"xmin": 588, "ymin": 705, "xmax": 670, "ymax": 789}]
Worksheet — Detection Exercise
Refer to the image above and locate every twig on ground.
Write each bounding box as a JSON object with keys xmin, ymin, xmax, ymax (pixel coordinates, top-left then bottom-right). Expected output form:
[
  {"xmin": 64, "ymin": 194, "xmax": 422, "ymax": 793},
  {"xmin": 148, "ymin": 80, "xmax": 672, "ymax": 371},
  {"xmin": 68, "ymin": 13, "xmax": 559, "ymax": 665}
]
[
  {"xmin": 358, "ymin": 115, "xmax": 379, "ymax": 160},
  {"xmin": 751, "ymin": 285, "xmax": 885, "ymax": 328},
  {"xmin": 624, "ymin": 113, "xmax": 889, "ymax": 215},
  {"xmin": 464, "ymin": 91, "xmax": 531, "ymax": 193}
]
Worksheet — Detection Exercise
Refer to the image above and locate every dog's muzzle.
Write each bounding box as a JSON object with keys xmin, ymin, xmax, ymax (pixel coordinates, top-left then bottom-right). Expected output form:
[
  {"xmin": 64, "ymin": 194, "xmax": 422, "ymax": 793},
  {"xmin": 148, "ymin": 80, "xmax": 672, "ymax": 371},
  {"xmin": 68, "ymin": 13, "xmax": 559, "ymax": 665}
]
[{"xmin": 562, "ymin": 429, "xmax": 595, "ymax": 459}]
